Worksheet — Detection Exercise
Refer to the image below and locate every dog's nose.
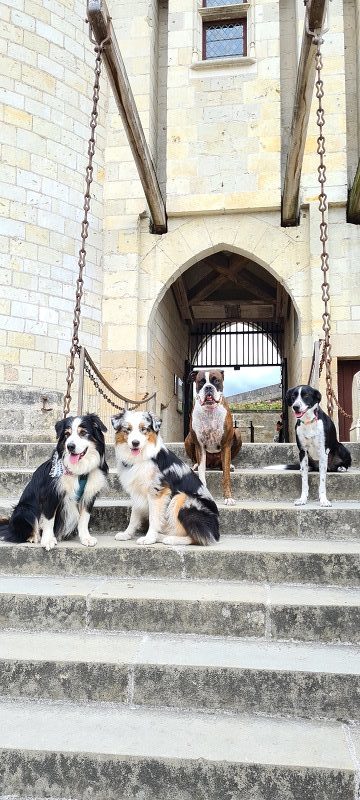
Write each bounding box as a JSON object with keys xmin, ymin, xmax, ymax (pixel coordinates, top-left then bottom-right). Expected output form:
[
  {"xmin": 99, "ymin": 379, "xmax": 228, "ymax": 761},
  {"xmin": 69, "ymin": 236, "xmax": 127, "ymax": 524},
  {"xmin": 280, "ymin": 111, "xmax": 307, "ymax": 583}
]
[
  {"xmin": 293, "ymin": 405, "xmax": 300, "ymax": 412},
  {"xmin": 67, "ymin": 442, "xmax": 76, "ymax": 453},
  {"xmin": 131, "ymin": 440, "xmax": 140, "ymax": 448}
]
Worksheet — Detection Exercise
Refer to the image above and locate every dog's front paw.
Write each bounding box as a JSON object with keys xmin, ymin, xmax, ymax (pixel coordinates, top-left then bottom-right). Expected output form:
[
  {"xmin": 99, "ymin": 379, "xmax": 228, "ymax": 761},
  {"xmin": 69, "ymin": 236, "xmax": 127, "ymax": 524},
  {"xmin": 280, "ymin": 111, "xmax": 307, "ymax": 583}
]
[
  {"xmin": 230, "ymin": 464, "xmax": 235, "ymax": 473},
  {"xmin": 41, "ymin": 534, "xmax": 57, "ymax": 551},
  {"xmin": 137, "ymin": 533, "xmax": 157, "ymax": 546},
  {"xmin": 115, "ymin": 530, "xmax": 135, "ymax": 541},
  {"xmin": 294, "ymin": 497, "xmax": 307, "ymax": 506},
  {"xmin": 337, "ymin": 466, "xmax": 347, "ymax": 472},
  {"xmin": 80, "ymin": 534, "xmax": 97, "ymax": 547},
  {"xmin": 223, "ymin": 497, "xmax": 236, "ymax": 506},
  {"xmin": 320, "ymin": 497, "xmax": 332, "ymax": 507}
]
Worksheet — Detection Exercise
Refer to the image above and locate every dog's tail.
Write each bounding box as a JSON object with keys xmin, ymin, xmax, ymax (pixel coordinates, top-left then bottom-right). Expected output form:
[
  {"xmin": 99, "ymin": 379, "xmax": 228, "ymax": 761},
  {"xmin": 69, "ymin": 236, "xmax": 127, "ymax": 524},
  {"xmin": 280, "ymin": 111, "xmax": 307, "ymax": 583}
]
[
  {"xmin": 179, "ymin": 498, "xmax": 220, "ymax": 546},
  {"xmin": 338, "ymin": 443, "xmax": 352, "ymax": 470},
  {"xmin": 0, "ymin": 506, "xmax": 37, "ymax": 543}
]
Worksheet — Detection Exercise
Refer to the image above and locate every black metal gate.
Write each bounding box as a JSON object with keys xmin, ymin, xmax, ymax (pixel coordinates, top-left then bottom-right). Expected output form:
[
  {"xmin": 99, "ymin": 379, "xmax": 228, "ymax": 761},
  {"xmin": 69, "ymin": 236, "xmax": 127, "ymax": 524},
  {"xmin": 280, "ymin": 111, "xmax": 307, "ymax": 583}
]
[{"xmin": 183, "ymin": 321, "xmax": 287, "ymax": 439}]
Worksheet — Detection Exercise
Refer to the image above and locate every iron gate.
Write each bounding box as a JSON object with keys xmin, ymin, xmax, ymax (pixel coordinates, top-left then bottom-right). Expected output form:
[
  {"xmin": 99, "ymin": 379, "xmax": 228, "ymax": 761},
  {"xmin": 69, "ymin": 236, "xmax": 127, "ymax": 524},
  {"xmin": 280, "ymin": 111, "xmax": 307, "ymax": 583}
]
[{"xmin": 183, "ymin": 321, "xmax": 287, "ymax": 439}]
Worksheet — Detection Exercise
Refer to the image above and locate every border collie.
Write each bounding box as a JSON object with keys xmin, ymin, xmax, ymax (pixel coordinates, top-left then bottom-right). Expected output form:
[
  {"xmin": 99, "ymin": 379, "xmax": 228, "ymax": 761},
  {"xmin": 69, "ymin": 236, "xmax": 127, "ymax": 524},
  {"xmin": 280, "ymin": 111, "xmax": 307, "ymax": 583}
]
[
  {"xmin": 286, "ymin": 385, "xmax": 351, "ymax": 507},
  {"xmin": 0, "ymin": 414, "xmax": 108, "ymax": 550},
  {"xmin": 111, "ymin": 409, "xmax": 219, "ymax": 546}
]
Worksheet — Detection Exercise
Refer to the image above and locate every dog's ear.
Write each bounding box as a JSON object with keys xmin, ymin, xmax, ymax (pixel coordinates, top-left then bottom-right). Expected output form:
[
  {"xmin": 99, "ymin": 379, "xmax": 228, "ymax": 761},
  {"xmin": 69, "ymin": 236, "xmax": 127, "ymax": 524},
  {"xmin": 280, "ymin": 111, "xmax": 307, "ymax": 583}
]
[
  {"xmin": 314, "ymin": 389, "xmax": 322, "ymax": 404},
  {"xmin": 111, "ymin": 410, "xmax": 126, "ymax": 431},
  {"xmin": 285, "ymin": 389, "xmax": 294, "ymax": 406},
  {"xmin": 189, "ymin": 371, "xmax": 198, "ymax": 382},
  {"xmin": 55, "ymin": 417, "xmax": 72, "ymax": 439},
  {"xmin": 88, "ymin": 414, "xmax": 107, "ymax": 433},
  {"xmin": 220, "ymin": 370, "xmax": 224, "ymax": 379},
  {"xmin": 148, "ymin": 412, "xmax": 162, "ymax": 433}
]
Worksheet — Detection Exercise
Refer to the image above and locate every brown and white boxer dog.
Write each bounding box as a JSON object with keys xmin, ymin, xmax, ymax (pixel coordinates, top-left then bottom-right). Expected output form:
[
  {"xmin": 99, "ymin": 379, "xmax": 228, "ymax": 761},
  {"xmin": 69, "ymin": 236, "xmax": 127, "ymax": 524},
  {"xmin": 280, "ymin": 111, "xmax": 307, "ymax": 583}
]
[{"xmin": 185, "ymin": 370, "xmax": 242, "ymax": 505}]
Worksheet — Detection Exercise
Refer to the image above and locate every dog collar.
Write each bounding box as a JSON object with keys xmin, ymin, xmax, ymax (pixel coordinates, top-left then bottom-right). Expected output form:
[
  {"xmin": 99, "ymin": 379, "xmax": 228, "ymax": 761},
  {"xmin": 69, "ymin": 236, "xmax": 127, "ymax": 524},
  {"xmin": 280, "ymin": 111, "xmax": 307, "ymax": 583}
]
[
  {"xmin": 121, "ymin": 460, "xmax": 132, "ymax": 469},
  {"xmin": 75, "ymin": 474, "xmax": 87, "ymax": 501}
]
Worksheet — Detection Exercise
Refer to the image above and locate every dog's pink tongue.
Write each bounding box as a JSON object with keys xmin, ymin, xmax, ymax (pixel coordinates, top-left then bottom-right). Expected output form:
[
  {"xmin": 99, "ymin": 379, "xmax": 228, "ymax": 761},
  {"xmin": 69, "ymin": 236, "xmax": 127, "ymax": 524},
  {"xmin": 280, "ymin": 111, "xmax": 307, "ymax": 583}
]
[
  {"xmin": 69, "ymin": 453, "xmax": 81, "ymax": 464},
  {"xmin": 131, "ymin": 448, "xmax": 140, "ymax": 456}
]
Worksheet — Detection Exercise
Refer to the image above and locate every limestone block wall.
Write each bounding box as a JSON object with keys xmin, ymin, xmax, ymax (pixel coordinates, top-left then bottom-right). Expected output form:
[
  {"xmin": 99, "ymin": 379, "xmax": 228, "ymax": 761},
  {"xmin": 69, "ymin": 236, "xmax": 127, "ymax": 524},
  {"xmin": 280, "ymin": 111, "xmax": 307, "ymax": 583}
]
[
  {"xmin": 0, "ymin": 0, "xmax": 107, "ymax": 400},
  {"xmin": 150, "ymin": 286, "xmax": 188, "ymax": 441},
  {"xmin": 166, "ymin": 0, "xmax": 282, "ymax": 216},
  {"xmin": 300, "ymin": 0, "xmax": 347, "ymax": 205}
]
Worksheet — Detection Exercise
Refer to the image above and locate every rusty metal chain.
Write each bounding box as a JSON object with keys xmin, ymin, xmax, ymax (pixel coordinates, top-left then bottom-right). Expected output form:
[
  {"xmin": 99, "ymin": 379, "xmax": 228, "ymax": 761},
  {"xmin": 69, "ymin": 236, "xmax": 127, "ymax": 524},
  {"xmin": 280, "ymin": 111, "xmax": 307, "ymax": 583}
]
[
  {"xmin": 63, "ymin": 32, "xmax": 110, "ymax": 418},
  {"xmin": 313, "ymin": 37, "xmax": 335, "ymax": 417},
  {"xmin": 84, "ymin": 359, "xmax": 137, "ymax": 412},
  {"xmin": 313, "ymin": 35, "xmax": 352, "ymax": 420}
]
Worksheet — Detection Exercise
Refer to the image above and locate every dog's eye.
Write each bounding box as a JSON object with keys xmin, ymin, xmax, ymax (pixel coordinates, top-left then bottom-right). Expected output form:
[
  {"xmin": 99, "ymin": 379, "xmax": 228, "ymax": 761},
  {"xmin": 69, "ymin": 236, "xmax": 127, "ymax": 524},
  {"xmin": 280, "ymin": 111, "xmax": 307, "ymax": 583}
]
[
  {"xmin": 64, "ymin": 431, "xmax": 71, "ymax": 438},
  {"xmin": 78, "ymin": 430, "xmax": 87, "ymax": 437}
]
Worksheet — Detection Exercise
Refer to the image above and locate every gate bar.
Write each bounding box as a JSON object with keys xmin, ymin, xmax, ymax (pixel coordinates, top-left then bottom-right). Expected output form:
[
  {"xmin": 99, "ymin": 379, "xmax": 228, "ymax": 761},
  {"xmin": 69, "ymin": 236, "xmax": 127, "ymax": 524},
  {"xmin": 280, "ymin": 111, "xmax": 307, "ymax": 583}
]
[{"xmin": 87, "ymin": 0, "xmax": 167, "ymax": 234}]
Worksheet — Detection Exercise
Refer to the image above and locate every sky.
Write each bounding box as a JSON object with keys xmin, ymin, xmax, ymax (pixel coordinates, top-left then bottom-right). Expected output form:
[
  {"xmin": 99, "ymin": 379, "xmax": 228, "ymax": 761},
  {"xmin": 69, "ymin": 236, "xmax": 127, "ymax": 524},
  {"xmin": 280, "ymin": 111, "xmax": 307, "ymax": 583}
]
[{"xmin": 223, "ymin": 366, "xmax": 281, "ymax": 397}]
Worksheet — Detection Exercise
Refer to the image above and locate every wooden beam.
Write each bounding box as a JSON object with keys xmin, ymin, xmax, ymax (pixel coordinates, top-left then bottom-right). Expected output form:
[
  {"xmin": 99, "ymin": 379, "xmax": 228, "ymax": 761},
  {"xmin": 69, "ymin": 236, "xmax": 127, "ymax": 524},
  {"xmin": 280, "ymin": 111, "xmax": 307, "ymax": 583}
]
[
  {"xmin": 348, "ymin": 159, "xmax": 360, "ymax": 224},
  {"xmin": 87, "ymin": 0, "xmax": 167, "ymax": 233},
  {"xmin": 212, "ymin": 264, "xmax": 276, "ymax": 302},
  {"xmin": 281, "ymin": 0, "xmax": 328, "ymax": 227},
  {"xmin": 172, "ymin": 278, "xmax": 193, "ymax": 322},
  {"xmin": 189, "ymin": 272, "xmax": 229, "ymax": 304}
]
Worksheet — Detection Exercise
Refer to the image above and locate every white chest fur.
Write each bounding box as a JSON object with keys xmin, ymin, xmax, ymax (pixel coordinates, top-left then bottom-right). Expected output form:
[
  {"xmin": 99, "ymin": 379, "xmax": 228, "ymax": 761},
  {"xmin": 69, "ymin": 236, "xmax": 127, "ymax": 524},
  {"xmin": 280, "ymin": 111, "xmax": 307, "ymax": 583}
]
[
  {"xmin": 192, "ymin": 402, "xmax": 227, "ymax": 453},
  {"xmin": 116, "ymin": 456, "xmax": 157, "ymax": 511},
  {"xmin": 297, "ymin": 418, "xmax": 326, "ymax": 461}
]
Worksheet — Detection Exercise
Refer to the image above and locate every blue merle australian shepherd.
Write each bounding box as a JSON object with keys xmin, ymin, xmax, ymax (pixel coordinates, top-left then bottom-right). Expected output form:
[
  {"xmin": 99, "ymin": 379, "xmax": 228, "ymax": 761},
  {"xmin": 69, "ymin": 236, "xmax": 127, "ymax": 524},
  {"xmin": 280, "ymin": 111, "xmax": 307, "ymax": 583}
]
[
  {"xmin": 0, "ymin": 415, "xmax": 108, "ymax": 551},
  {"xmin": 111, "ymin": 409, "xmax": 219, "ymax": 546}
]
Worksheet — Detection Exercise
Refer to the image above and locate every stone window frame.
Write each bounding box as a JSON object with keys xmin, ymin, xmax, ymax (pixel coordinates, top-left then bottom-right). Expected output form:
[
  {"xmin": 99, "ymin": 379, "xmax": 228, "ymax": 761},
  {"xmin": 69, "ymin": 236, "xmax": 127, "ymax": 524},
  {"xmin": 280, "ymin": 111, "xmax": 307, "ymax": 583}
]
[{"xmin": 191, "ymin": 1, "xmax": 256, "ymax": 70}]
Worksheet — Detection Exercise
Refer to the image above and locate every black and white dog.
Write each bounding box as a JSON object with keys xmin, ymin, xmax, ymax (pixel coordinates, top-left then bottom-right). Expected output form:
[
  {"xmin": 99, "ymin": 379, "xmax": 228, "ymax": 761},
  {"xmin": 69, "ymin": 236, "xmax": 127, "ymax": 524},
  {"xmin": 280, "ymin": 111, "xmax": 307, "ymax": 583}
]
[
  {"xmin": 111, "ymin": 409, "xmax": 219, "ymax": 546},
  {"xmin": 286, "ymin": 385, "xmax": 351, "ymax": 507},
  {"xmin": 0, "ymin": 415, "xmax": 108, "ymax": 550}
]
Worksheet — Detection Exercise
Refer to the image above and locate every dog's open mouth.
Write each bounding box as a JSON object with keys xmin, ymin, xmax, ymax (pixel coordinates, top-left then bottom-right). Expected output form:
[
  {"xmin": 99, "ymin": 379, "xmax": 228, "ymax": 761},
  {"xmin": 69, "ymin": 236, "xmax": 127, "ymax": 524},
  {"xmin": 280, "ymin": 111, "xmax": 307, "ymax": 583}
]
[
  {"xmin": 293, "ymin": 409, "xmax": 307, "ymax": 419},
  {"xmin": 130, "ymin": 447, "xmax": 141, "ymax": 456},
  {"xmin": 201, "ymin": 394, "xmax": 218, "ymax": 406},
  {"xmin": 69, "ymin": 448, "xmax": 88, "ymax": 465}
]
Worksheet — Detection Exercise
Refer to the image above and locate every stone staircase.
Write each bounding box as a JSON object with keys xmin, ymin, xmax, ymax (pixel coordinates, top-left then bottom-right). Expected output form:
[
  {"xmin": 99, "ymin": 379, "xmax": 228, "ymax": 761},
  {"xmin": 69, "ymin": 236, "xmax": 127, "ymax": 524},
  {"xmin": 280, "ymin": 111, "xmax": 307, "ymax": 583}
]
[{"xmin": 0, "ymin": 440, "xmax": 360, "ymax": 799}]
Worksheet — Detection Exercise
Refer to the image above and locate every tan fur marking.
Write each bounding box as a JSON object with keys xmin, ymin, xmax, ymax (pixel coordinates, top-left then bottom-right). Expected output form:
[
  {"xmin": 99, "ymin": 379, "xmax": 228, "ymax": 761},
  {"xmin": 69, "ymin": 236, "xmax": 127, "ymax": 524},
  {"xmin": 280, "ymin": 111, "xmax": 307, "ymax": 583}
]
[
  {"xmin": 115, "ymin": 430, "xmax": 128, "ymax": 445},
  {"xmin": 146, "ymin": 430, "xmax": 157, "ymax": 445},
  {"xmin": 167, "ymin": 492, "xmax": 188, "ymax": 538}
]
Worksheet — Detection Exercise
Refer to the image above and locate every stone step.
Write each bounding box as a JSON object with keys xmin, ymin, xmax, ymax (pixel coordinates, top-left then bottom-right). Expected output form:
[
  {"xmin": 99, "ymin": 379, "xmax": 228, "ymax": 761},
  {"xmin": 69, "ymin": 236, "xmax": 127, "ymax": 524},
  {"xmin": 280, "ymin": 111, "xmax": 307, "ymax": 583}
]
[
  {"xmin": 1, "ymin": 536, "xmax": 359, "ymax": 587},
  {"xmin": 1, "ymin": 440, "xmax": 359, "ymax": 469},
  {"xmin": 1, "ymin": 629, "xmax": 359, "ymax": 721},
  {"xmin": 1, "ymin": 496, "xmax": 360, "ymax": 540},
  {"xmin": 0, "ymin": 698, "xmax": 358, "ymax": 800},
  {"xmin": 1, "ymin": 466, "xmax": 360, "ymax": 502},
  {"xmin": 0, "ymin": 574, "xmax": 359, "ymax": 643}
]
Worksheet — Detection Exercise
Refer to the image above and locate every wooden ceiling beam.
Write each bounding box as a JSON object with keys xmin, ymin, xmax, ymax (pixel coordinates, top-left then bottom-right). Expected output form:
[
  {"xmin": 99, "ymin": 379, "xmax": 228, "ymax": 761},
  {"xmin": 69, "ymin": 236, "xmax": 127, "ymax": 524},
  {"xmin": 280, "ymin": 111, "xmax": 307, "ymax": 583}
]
[
  {"xmin": 87, "ymin": 0, "xmax": 167, "ymax": 233},
  {"xmin": 188, "ymin": 272, "xmax": 228, "ymax": 304},
  {"xmin": 281, "ymin": 0, "xmax": 328, "ymax": 227},
  {"xmin": 172, "ymin": 278, "xmax": 193, "ymax": 322}
]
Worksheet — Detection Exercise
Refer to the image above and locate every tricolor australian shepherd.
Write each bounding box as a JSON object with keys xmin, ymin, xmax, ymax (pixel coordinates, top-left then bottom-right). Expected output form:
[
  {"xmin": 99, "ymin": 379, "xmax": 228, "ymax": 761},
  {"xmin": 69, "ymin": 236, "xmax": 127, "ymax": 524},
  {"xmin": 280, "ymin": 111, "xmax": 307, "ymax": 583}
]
[
  {"xmin": 111, "ymin": 409, "xmax": 219, "ymax": 546},
  {"xmin": 286, "ymin": 385, "xmax": 351, "ymax": 507},
  {"xmin": 0, "ymin": 414, "xmax": 108, "ymax": 550}
]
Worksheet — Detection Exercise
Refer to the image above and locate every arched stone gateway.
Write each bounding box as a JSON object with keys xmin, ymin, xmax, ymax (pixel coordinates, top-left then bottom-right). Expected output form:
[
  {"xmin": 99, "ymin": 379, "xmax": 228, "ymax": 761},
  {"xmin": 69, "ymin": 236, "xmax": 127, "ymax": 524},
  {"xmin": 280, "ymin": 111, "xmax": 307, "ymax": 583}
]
[{"xmin": 135, "ymin": 213, "xmax": 309, "ymax": 441}]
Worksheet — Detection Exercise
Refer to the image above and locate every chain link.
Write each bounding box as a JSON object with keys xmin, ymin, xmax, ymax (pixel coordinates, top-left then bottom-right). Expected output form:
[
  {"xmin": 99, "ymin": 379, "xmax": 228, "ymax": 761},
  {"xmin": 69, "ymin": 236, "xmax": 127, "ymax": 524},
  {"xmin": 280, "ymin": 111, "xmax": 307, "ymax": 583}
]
[
  {"xmin": 314, "ymin": 39, "xmax": 335, "ymax": 418},
  {"xmin": 314, "ymin": 37, "xmax": 352, "ymax": 420},
  {"xmin": 63, "ymin": 34, "xmax": 109, "ymax": 418}
]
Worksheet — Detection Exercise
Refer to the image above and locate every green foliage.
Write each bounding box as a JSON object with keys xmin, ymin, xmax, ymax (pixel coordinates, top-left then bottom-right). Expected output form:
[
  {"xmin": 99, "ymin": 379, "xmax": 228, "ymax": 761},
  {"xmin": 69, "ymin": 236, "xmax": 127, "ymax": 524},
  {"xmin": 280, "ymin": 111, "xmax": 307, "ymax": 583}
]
[{"xmin": 229, "ymin": 400, "xmax": 282, "ymax": 412}]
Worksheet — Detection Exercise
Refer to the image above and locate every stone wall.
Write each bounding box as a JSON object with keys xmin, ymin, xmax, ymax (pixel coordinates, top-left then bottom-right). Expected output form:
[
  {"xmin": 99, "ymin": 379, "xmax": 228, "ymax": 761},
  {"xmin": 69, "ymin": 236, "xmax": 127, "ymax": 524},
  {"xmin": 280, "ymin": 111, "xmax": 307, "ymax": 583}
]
[
  {"xmin": 0, "ymin": 0, "xmax": 107, "ymax": 399},
  {"xmin": 233, "ymin": 410, "xmax": 280, "ymax": 443}
]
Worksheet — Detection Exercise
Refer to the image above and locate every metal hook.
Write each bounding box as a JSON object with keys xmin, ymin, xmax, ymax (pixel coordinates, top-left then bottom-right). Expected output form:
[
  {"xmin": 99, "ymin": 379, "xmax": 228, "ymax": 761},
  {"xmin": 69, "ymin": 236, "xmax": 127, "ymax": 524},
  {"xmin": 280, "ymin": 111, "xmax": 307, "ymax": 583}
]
[{"xmin": 304, "ymin": 0, "xmax": 330, "ymax": 42}]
